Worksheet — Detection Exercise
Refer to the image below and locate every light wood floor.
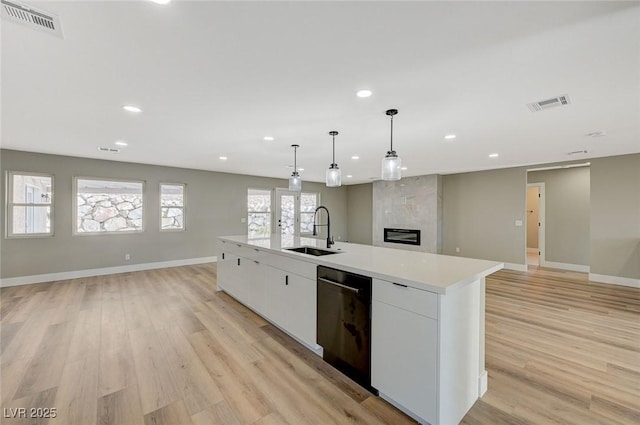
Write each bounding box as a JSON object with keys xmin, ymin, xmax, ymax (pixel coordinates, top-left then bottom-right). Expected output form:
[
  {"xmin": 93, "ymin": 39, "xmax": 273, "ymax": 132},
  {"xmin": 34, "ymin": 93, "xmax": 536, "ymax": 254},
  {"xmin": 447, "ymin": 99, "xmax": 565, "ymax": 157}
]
[{"xmin": 1, "ymin": 264, "xmax": 639, "ymax": 425}]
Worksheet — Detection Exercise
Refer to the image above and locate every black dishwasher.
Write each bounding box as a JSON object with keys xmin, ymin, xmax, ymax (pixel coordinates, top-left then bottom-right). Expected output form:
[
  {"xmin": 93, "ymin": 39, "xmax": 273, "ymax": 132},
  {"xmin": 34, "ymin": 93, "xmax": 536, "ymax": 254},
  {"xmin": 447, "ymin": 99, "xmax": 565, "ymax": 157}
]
[{"xmin": 317, "ymin": 266, "xmax": 376, "ymax": 393}]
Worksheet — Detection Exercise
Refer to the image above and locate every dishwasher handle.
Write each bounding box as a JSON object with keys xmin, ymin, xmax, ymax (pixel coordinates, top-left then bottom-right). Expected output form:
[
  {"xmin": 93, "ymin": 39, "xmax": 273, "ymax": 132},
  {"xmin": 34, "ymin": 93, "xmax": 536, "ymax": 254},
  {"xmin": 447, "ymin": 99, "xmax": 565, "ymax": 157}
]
[{"xmin": 318, "ymin": 277, "xmax": 361, "ymax": 294}]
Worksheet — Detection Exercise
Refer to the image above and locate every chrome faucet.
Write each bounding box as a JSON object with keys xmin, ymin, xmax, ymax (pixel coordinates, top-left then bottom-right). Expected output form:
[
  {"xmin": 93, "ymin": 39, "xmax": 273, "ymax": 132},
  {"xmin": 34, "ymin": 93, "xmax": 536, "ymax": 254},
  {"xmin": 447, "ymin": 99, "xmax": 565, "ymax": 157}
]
[{"xmin": 312, "ymin": 205, "xmax": 334, "ymax": 248}]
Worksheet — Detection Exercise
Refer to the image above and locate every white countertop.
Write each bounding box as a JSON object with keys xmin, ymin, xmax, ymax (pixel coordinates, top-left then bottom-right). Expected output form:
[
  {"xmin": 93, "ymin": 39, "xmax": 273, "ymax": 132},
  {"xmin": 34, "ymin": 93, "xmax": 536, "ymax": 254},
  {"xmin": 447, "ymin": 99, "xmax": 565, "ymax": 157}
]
[{"xmin": 219, "ymin": 235, "xmax": 503, "ymax": 294}]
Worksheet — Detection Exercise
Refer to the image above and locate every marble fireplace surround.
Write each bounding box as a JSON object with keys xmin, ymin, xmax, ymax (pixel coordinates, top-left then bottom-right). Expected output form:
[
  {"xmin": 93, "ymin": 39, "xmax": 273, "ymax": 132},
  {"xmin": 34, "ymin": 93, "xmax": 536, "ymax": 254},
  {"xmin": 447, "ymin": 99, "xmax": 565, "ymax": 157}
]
[{"xmin": 372, "ymin": 175, "xmax": 442, "ymax": 253}]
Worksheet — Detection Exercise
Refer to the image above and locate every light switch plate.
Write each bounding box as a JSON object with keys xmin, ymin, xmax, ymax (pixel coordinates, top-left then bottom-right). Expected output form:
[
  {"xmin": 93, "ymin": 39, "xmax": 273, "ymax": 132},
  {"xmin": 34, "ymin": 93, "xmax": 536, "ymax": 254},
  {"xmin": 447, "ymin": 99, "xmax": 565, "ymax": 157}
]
[
  {"xmin": 515, "ymin": 220, "xmax": 523, "ymax": 227},
  {"xmin": 241, "ymin": 217, "xmax": 246, "ymax": 223}
]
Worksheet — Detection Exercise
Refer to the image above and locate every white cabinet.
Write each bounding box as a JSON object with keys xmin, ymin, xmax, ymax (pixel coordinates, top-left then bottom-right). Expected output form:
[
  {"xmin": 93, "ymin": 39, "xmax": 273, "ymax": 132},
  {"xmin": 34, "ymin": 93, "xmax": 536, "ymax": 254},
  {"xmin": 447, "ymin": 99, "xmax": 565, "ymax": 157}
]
[
  {"xmin": 218, "ymin": 244, "xmax": 317, "ymax": 350},
  {"xmin": 263, "ymin": 265, "xmax": 317, "ymax": 348},
  {"xmin": 216, "ymin": 251, "xmax": 237, "ymax": 294},
  {"xmin": 372, "ymin": 278, "xmax": 438, "ymax": 425},
  {"xmin": 285, "ymin": 273, "xmax": 316, "ymax": 348},
  {"xmin": 263, "ymin": 265, "xmax": 289, "ymax": 330}
]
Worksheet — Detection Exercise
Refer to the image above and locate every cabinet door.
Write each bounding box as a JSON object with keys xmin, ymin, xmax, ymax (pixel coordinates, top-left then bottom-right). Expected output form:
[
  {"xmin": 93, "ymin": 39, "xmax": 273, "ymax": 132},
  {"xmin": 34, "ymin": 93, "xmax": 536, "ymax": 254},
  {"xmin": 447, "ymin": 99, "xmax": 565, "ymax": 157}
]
[
  {"xmin": 372, "ymin": 299, "xmax": 438, "ymax": 424},
  {"xmin": 286, "ymin": 274, "xmax": 317, "ymax": 347},
  {"xmin": 247, "ymin": 260, "xmax": 267, "ymax": 316},
  {"xmin": 216, "ymin": 252, "xmax": 237, "ymax": 293},
  {"xmin": 263, "ymin": 266, "xmax": 289, "ymax": 330}
]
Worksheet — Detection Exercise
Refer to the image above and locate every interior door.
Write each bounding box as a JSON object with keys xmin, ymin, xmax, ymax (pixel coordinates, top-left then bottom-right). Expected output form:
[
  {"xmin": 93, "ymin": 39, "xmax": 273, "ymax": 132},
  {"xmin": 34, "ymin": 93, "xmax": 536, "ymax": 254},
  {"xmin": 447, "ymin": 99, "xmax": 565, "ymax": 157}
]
[{"xmin": 275, "ymin": 189, "xmax": 299, "ymax": 236}]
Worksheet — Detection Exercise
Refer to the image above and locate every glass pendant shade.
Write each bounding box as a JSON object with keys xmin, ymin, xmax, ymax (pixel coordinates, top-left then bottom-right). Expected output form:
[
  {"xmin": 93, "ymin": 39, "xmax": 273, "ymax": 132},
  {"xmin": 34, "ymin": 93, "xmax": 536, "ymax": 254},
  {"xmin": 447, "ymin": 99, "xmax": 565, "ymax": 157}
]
[
  {"xmin": 289, "ymin": 172, "xmax": 302, "ymax": 191},
  {"xmin": 382, "ymin": 109, "xmax": 402, "ymax": 181},
  {"xmin": 326, "ymin": 164, "xmax": 341, "ymax": 187},
  {"xmin": 288, "ymin": 144, "xmax": 302, "ymax": 191},
  {"xmin": 325, "ymin": 131, "xmax": 342, "ymax": 187},
  {"xmin": 382, "ymin": 151, "xmax": 402, "ymax": 180}
]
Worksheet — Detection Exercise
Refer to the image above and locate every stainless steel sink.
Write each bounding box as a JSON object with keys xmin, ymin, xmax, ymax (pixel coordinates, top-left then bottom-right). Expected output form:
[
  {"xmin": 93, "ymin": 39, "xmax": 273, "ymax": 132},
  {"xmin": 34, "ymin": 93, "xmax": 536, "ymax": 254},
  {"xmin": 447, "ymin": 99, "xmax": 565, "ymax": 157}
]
[{"xmin": 286, "ymin": 246, "xmax": 342, "ymax": 256}]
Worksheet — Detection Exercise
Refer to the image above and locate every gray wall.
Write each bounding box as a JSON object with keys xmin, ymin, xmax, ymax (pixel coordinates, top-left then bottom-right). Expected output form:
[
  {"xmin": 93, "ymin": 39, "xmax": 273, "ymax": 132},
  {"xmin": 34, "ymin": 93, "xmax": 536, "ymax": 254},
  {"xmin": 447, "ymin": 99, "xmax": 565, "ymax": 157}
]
[
  {"xmin": 442, "ymin": 167, "xmax": 527, "ymax": 265},
  {"xmin": 1, "ymin": 149, "xmax": 347, "ymax": 279},
  {"xmin": 528, "ymin": 167, "xmax": 590, "ymax": 266},
  {"xmin": 590, "ymin": 154, "xmax": 640, "ymax": 279},
  {"xmin": 345, "ymin": 183, "xmax": 373, "ymax": 245},
  {"xmin": 372, "ymin": 175, "xmax": 442, "ymax": 253}
]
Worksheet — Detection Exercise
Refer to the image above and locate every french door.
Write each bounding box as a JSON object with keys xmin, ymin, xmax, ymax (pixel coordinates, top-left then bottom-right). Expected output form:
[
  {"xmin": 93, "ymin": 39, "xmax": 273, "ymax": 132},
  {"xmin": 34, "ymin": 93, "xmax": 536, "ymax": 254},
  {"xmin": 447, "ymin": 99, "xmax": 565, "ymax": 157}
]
[{"xmin": 275, "ymin": 189, "xmax": 299, "ymax": 236}]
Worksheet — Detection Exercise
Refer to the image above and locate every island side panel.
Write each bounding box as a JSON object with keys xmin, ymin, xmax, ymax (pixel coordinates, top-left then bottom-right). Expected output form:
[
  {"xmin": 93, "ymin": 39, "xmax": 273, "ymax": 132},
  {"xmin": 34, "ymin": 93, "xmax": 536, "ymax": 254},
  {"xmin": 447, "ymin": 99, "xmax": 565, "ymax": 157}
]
[{"xmin": 438, "ymin": 278, "xmax": 482, "ymax": 425}]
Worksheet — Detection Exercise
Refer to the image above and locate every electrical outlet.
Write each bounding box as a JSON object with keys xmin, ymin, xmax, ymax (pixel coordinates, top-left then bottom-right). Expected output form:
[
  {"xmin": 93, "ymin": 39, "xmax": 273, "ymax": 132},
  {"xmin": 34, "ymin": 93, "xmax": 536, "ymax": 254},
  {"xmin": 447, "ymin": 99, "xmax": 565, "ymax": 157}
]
[
  {"xmin": 125, "ymin": 253, "xmax": 131, "ymax": 261},
  {"xmin": 241, "ymin": 217, "xmax": 246, "ymax": 223},
  {"xmin": 455, "ymin": 247, "xmax": 460, "ymax": 253}
]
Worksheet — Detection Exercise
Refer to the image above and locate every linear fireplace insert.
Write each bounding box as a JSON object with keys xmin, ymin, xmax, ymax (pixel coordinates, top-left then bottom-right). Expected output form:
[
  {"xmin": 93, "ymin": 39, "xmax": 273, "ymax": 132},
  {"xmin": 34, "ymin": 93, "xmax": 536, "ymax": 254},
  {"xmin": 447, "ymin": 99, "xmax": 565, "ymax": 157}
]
[{"xmin": 383, "ymin": 228, "xmax": 421, "ymax": 246}]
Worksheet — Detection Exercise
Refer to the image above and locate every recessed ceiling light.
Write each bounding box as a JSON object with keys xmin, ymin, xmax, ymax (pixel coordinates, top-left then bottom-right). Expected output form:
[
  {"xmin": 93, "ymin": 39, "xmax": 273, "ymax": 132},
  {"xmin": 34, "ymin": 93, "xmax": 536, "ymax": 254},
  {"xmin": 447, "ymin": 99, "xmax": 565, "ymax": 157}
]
[
  {"xmin": 347, "ymin": 175, "xmax": 353, "ymax": 178},
  {"xmin": 264, "ymin": 136, "xmax": 275, "ymax": 141},
  {"xmin": 586, "ymin": 131, "xmax": 606, "ymax": 138},
  {"xmin": 356, "ymin": 89, "xmax": 372, "ymax": 98},
  {"xmin": 298, "ymin": 168, "xmax": 304, "ymax": 172},
  {"xmin": 444, "ymin": 134, "xmax": 456, "ymax": 140},
  {"xmin": 400, "ymin": 166, "xmax": 408, "ymax": 170},
  {"xmin": 351, "ymin": 155, "xmax": 360, "ymax": 160},
  {"xmin": 97, "ymin": 147, "xmax": 120, "ymax": 153},
  {"xmin": 219, "ymin": 156, "xmax": 228, "ymax": 160},
  {"xmin": 489, "ymin": 153, "xmax": 499, "ymax": 158},
  {"xmin": 115, "ymin": 140, "xmax": 128, "ymax": 147},
  {"xmin": 149, "ymin": 0, "xmax": 171, "ymax": 4},
  {"xmin": 122, "ymin": 105, "xmax": 142, "ymax": 113}
]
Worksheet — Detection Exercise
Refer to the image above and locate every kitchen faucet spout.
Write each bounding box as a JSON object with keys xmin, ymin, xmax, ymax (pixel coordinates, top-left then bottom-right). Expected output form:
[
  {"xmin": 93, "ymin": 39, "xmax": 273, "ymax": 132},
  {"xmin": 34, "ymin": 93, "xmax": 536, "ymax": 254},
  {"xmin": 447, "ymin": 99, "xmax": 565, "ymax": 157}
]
[{"xmin": 312, "ymin": 205, "xmax": 334, "ymax": 248}]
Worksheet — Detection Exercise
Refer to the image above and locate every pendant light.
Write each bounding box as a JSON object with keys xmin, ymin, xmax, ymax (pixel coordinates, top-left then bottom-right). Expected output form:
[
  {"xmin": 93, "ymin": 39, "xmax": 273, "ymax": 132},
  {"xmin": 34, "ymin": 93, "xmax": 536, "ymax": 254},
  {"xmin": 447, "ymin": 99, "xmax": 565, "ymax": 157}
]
[
  {"xmin": 326, "ymin": 131, "xmax": 341, "ymax": 187},
  {"xmin": 288, "ymin": 144, "xmax": 302, "ymax": 191},
  {"xmin": 381, "ymin": 108, "xmax": 402, "ymax": 180}
]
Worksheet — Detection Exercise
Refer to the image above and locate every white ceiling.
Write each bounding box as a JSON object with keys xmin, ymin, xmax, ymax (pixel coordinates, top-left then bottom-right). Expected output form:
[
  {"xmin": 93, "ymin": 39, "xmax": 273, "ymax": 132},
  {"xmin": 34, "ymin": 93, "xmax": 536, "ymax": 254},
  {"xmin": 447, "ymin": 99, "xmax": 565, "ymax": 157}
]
[{"xmin": 2, "ymin": 1, "xmax": 639, "ymax": 184}]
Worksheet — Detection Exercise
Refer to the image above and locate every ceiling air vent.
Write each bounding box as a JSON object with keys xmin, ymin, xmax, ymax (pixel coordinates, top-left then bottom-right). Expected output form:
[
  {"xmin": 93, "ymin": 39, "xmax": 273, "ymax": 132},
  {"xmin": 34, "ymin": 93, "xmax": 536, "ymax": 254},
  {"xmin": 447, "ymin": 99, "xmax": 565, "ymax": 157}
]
[
  {"xmin": 527, "ymin": 94, "xmax": 571, "ymax": 112},
  {"xmin": 97, "ymin": 147, "xmax": 120, "ymax": 153},
  {"xmin": 1, "ymin": 0, "xmax": 63, "ymax": 38}
]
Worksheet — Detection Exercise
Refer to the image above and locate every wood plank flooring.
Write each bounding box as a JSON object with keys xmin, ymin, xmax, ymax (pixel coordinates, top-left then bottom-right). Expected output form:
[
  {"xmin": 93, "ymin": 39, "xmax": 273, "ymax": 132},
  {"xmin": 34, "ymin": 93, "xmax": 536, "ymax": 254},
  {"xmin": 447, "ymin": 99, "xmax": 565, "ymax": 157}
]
[{"xmin": 1, "ymin": 264, "xmax": 639, "ymax": 425}]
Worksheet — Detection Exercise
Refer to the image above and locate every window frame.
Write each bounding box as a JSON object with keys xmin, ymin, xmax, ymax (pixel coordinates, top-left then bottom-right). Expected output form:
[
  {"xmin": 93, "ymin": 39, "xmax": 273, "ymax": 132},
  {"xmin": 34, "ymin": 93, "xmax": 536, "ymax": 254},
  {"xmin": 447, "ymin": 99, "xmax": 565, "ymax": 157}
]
[
  {"xmin": 159, "ymin": 182, "xmax": 186, "ymax": 232},
  {"xmin": 6, "ymin": 171, "xmax": 55, "ymax": 238},
  {"xmin": 73, "ymin": 176, "xmax": 146, "ymax": 236},
  {"xmin": 247, "ymin": 187, "xmax": 273, "ymax": 239},
  {"xmin": 299, "ymin": 191, "xmax": 320, "ymax": 235}
]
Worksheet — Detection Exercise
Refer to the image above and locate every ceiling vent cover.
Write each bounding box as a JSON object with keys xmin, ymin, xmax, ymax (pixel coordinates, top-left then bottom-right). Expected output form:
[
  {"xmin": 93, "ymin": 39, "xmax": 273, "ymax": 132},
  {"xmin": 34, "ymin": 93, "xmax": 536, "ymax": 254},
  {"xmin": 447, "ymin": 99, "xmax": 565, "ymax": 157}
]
[
  {"xmin": 527, "ymin": 94, "xmax": 571, "ymax": 112},
  {"xmin": 97, "ymin": 147, "xmax": 120, "ymax": 153},
  {"xmin": 1, "ymin": 0, "xmax": 63, "ymax": 38}
]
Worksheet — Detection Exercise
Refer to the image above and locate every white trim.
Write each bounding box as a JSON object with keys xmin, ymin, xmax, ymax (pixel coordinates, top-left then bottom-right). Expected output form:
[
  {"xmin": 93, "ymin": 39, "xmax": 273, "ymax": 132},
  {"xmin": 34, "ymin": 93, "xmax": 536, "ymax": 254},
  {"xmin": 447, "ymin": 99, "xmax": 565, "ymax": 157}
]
[
  {"xmin": 540, "ymin": 260, "xmax": 589, "ymax": 273},
  {"xmin": 527, "ymin": 247, "xmax": 538, "ymax": 254},
  {"xmin": 0, "ymin": 256, "xmax": 217, "ymax": 288},
  {"xmin": 478, "ymin": 370, "xmax": 488, "ymax": 397},
  {"xmin": 589, "ymin": 273, "xmax": 640, "ymax": 288},
  {"xmin": 504, "ymin": 262, "xmax": 527, "ymax": 272}
]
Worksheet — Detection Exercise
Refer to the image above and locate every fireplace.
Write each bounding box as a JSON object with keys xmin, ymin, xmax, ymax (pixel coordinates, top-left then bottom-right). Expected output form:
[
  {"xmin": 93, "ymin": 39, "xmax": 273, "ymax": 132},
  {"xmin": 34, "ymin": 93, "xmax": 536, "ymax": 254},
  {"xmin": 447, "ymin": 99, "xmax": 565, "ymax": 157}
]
[{"xmin": 383, "ymin": 228, "xmax": 421, "ymax": 246}]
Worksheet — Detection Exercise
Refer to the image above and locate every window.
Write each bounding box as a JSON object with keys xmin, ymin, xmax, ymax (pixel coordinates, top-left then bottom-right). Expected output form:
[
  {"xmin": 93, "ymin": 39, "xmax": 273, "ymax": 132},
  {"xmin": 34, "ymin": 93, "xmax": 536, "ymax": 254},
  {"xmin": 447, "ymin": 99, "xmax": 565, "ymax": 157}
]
[
  {"xmin": 75, "ymin": 178, "xmax": 144, "ymax": 234},
  {"xmin": 7, "ymin": 172, "xmax": 53, "ymax": 237},
  {"xmin": 300, "ymin": 192, "xmax": 319, "ymax": 234},
  {"xmin": 160, "ymin": 183, "xmax": 185, "ymax": 231},
  {"xmin": 247, "ymin": 188, "xmax": 271, "ymax": 238}
]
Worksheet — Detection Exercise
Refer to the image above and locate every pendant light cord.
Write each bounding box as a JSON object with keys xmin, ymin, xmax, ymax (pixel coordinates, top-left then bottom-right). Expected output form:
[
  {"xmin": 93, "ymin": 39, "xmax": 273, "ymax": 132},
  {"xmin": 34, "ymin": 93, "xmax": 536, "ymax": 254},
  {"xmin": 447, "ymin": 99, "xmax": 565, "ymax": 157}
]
[
  {"xmin": 390, "ymin": 114, "xmax": 394, "ymax": 152},
  {"xmin": 294, "ymin": 145, "xmax": 297, "ymax": 172}
]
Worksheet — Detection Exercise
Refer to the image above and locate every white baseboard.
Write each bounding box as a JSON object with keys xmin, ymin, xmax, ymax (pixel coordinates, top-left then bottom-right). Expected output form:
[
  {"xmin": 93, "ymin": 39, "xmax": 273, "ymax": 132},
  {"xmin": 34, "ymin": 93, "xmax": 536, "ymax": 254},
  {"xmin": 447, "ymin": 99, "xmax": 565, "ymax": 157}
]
[
  {"xmin": 504, "ymin": 262, "xmax": 527, "ymax": 272},
  {"xmin": 589, "ymin": 273, "xmax": 640, "ymax": 288},
  {"xmin": 540, "ymin": 260, "xmax": 589, "ymax": 273},
  {"xmin": 0, "ymin": 256, "xmax": 217, "ymax": 288}
]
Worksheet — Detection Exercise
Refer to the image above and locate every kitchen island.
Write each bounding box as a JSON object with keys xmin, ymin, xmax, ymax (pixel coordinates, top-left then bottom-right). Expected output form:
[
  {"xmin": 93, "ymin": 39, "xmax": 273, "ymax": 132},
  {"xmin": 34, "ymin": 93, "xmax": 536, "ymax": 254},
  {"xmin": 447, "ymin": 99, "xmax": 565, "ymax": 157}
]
[{"xmin": 217, "ymin": 235, "xmax": 503, "ymax": 425}]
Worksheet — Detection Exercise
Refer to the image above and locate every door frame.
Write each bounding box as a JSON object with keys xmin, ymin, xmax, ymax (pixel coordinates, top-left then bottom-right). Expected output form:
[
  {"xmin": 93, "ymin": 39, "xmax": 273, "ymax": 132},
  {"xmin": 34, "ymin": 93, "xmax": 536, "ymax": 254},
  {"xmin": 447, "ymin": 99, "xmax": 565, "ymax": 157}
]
[
  {"xmin": 274, "ymin": 188, "xmax": 300, "ymax": 236},
  {"xmin": 526, "ymin": 182, "xmax": 545, "ymax": 270}
]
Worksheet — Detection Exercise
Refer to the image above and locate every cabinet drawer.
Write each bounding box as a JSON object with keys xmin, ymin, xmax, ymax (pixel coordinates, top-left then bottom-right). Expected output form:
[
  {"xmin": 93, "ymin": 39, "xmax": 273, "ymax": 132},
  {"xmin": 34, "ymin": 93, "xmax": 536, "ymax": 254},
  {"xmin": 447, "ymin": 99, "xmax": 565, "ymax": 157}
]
[
  {"xmin": 261, "ymin": 252, "xmax": 316, "ymax": 280},
  {"xmin": 220, "ymin": 240, "xmax": 259, "ymax": 259},
  {"xmin": 373, "ymin": 278, "xmax": 438, "ymax": 319}
]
